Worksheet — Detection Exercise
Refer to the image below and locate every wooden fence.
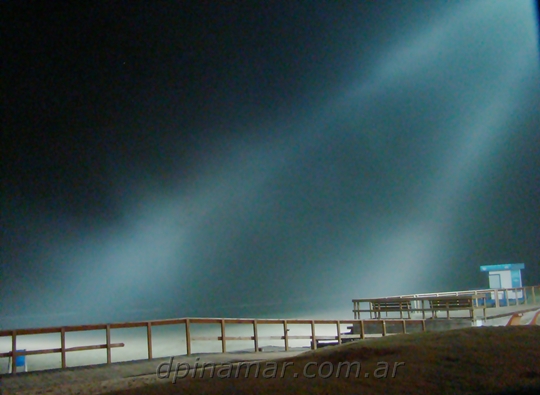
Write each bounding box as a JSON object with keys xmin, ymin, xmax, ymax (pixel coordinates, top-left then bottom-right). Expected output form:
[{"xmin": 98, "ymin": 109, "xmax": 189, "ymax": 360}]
[{"xmin": 0, "ymin": 317, "xmax": 426, "ymax": 374}]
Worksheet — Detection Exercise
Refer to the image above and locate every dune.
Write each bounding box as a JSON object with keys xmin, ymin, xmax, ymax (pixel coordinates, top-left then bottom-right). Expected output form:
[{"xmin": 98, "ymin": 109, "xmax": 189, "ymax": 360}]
[
  {"xmin": 99, "ymin": 326, "xmax": 540, "ymax": 395},
  {"xmin": 3, "ymin": 326, "xmax": 539, "ymax": 394}
]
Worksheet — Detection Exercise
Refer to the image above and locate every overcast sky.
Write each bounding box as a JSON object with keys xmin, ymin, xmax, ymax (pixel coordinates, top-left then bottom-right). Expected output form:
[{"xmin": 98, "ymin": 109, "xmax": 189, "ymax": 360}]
[{"xmin": 2, "ymin": 1, "xmax": 540, "ymax": 329}]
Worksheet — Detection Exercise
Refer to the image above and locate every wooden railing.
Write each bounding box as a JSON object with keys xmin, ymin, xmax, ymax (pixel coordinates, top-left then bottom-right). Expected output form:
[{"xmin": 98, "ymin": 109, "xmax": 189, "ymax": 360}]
[
  {"xmin": 352, "ymin": 285, "xmax": 540, "ymax": 319},
  {"xmin": 353, "ymin": 295, "xmax": 487, "ymax": 320},
  {"xmin": 0, "ymin": 317, "xmax": 426, "ymax": 374}
]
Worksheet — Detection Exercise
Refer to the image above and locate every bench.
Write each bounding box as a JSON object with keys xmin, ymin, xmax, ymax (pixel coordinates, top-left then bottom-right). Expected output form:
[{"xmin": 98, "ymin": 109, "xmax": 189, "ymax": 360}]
[
  {"xmin": 427, "ymin": 295, "xmax": 486, "ymax": 320},
  {"xmin": 371, "ymin": 299, "xmax": 412, "ymax": 319}
]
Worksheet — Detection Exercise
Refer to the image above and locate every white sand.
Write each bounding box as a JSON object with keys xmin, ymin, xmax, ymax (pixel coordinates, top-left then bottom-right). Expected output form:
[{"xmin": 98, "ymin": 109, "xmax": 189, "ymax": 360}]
[{"xmin": 0, "ymin": 321, "xmax": 348, "ymax": 374}]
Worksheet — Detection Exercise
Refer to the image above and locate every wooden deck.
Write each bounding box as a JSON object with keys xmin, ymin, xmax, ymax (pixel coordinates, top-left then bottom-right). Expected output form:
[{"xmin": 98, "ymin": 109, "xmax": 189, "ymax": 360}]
[{"xmin": 353, "ymin": 285, "xmax": 540, "ymax": 321}]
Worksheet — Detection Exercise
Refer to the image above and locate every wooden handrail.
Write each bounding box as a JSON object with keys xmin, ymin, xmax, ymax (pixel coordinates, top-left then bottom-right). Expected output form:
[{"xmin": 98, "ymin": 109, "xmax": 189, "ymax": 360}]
[
  {"xmin": 353, "ymin": 285, "xmax": 540, "ymax": 303},
  {"xmin": 354, "ymin": 294, "xmax": 488, "ymax": 321},
  {"xmin": 0, "ymin": 317, "xmax": 427, "ymax": 374},
  {"xmin": 353, "ymin": 285, "xmax": 540, "ymax": 319}
]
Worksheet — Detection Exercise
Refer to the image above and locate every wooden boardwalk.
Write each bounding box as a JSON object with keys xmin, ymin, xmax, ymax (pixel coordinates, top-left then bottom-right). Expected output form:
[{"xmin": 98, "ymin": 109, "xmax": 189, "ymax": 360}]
[{"xmin": 353, "ymin": 285, "xmax": 540, "ymax": 321}]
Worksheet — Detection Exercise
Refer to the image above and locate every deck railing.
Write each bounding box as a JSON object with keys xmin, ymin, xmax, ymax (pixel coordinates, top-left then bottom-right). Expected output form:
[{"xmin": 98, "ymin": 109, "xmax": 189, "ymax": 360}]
[
  {"xmin": 352, "ymin": 285, "xmax": 540, "ymax": 319},
  {"xmin": 0, "ymin": 317, "xmax": 426, "ymax": 374}
]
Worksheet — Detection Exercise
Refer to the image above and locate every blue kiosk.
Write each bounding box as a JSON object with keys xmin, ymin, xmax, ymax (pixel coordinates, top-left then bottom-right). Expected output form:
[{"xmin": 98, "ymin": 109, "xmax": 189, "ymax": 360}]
[{"xmin": 480, "ymin": 263, "xmax": 525, "ymax": 306}]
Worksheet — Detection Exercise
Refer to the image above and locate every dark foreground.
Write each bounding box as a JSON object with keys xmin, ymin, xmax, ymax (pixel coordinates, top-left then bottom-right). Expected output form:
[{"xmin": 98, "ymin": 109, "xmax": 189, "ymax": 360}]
[{"xmin": 105, "ymin": 326, "xmax": 540, "ymax": 395}]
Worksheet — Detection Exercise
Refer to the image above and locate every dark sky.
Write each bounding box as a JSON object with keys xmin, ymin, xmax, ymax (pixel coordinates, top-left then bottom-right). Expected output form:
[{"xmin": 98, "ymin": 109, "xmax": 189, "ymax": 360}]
[{"xmin": 2, "ymin": 1, "xmax": 540, "ymax": 329}]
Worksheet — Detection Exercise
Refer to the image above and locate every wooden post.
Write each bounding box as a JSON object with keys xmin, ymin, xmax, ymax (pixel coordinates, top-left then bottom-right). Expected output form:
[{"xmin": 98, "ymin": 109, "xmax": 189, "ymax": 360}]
[
  {"xmin": 336, "ymin": 321, "xmax": 342, "ymax": 345},
  {"xmin": 421, "ymin": 320, "xmax": 426, "ymax": 332},
  {"xmin": 253, "ymin": 320, "xmax": 259, "ymax": 352},
  {"xmin": 311, "ymin": 321, "xmax": 317, "ymax": 350},
  {"xmin": 147, "ymin": 322, "xmax": 153, "ymax": 360},
  {"xmin": 360, "ymin": 320, "xmax": 365, "ymax": 340},
  {"xmin": 221, "ymin": 319, "xmax": 226, "ymax": 353},
  {"xmin": 106, "ymin": 325, "xmax": 112, "ymax": 364},
  {"xmin": 11, "ymin": 331, "xmax": 17, "ymax": 374},
  {"xmin": 185, "ymin": 319, "xmax": 191, "ymax": 356},
  {"xmin": 495, "ymin": 290, "xmax": 500, "ymax": 308},
  {"xmin": 61, "ymin": 327, "xmax": 66, "ymax": 369},
  {"xmin": 283, "ymin": 320, "xmax": 289, "ymax": 351},
  {"xmin": 504, "ymin": 289, "xmax": 509, "ymax": 306},
  {"xmin": 381, "ymin": 320, "xmax": 387, "ymax": 336}
]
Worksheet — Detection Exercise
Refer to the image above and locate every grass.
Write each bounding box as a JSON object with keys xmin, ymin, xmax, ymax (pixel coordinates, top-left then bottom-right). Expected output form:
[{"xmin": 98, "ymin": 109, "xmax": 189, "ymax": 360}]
[{"xmin": 105, "ymin": 326, "xmax": 540, "ymax": 395}]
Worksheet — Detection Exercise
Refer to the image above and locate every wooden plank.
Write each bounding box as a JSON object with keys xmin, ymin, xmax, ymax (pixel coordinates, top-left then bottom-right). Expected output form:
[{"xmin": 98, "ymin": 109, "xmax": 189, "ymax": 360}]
[
  {"xmin": 64, "ymin": 324, "xmax": 108, "ymax": 332},
  {"xmin": 147, "ymin": 322, "xmax": 153, "ymax": 360},
  {"xmin": 253, "ymin": 320, "xmax": 259, "ymax": 353},
  {"xmin": 310, "ymin": 320, "xmax": 338, "ymax": 325},
  {"xmin": 106, "ymin": 325, "xmax": 111, "ymax": 364},
  {"xmin": 219, "ymin": 319, "xmax": 259, "ymax": 324},
  {"xmin": 311, "ymin": 321, "xmax": 316, "ymax": 350},
  {"xmin": 2, "ymin": 348, "xmax": 63, "ymax": 357},
  {"xmin": 66, "ymin": 343, "xmax": 124, "ymax": 352},
  {"xmin": 221, "ymin": 319, "xmax": 226, "ymax": 353},
  {"xmin": 191, "ymin": 336, "xmax": 218, "ymax": 341},
  {"xmin": 61, "ymin": 327, "xmax": 66, "ymax": 369},
  {"xmin": 145, "ymin": 318, "xmax": 186, "ymax": 326},
  {"xmin": 189, "ymin": 318, "xmax": 227, "ymax": 324},
  {"xmin": 108, "ymin": 322, "xmax": 148, "ymax": 329},
  {"xmin": 12, "ymin": 331, "xmax": 17, "ymax": 374},
  {"xmin": 185, "ymin": 319, "xmax": 191, "ymax": 356},
  {"xmin": 220, "ymin": 336, "xmax": 255, "ymax": 341},
  {"xmin": 258, "ymin": 319, "xmax": 304, "ymax": 324},
  {"xmin": 3, "ymin": 327, "xmax": 62, "ymax": 336},
  {"xmin": 283, "ymin": 320, "xmax": 289, "ymax": 351}
]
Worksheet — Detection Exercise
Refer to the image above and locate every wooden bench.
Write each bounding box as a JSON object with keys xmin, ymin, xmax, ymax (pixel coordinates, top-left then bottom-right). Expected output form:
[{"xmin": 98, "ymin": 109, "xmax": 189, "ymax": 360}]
[
  {"xmin": 427, "ymin": 295, "xmax": 485, "ymax": 320},
  {"xmin": 371, "ymin": 299, "xmax": 412, "ymax": 319}
]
